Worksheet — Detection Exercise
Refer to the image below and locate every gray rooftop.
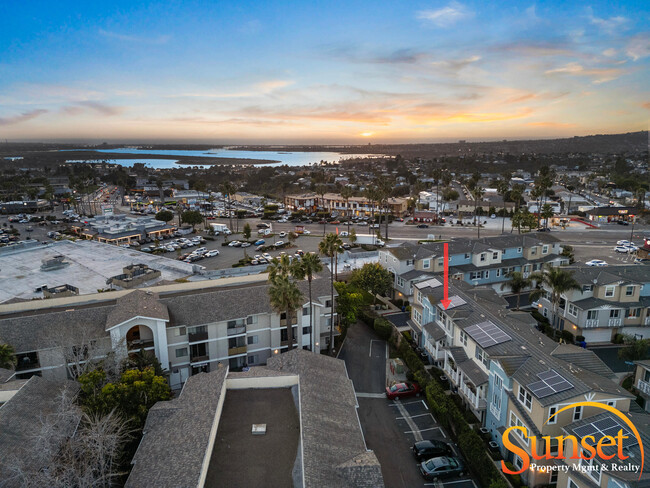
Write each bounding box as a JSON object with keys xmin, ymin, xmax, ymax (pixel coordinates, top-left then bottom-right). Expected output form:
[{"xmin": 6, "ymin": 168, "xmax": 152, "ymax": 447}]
[
  {"xmin": 125, "ymin": 364, "xmax": 228, "ymax": 488},
  {"xmin": 106, "ymin": 290, "xmax": 169, "ymax": 328}
]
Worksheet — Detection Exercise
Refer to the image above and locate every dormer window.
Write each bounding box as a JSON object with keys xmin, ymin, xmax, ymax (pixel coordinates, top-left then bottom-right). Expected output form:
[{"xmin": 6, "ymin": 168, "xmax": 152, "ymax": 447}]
[
  {"xmin": 625, "ymin": 285, "xmax": 635, "ymax": 296},
  {"xmin": 492, "ymin": 252, "xmax": 499, "ymax": 259},
  {"xmin": 480, "ymin": 253, "xmax": 486, "ymax": 262},
  {"xmin": 605, "ymin": 286, "xmax": 615, "ymax": 298}
]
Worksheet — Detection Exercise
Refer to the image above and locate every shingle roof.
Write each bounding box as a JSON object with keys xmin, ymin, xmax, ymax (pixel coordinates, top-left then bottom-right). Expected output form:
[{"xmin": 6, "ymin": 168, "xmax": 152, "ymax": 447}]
[
  {"xmin": 266, "ymin": 350, "xmax": 384, "ymax": 488},
  {"xmin": 106, "ymin": 290, "xmax": 169, "ymax": 329},
  {"xmin": 0, "ymin": 377, "xmax": 80, "ymax": 485},
  {"xmin": 572, "ymin": 296, "xmax": 650, "ymax": 311},
  {"xmin": 125, "ymin": 364, "xmax": 228, "ymax": 488}
]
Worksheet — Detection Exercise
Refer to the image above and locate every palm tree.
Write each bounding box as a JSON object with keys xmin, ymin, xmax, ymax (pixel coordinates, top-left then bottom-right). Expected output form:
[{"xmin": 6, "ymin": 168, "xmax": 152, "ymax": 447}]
[
  {"xmin": 363, "ymin": 185, "xmax": 380, "ymax": 227},
  {"xmin": 220, "ymin": 182, "xmax": 237, "ymax": 233},
  {"xmin": 496, "ymin": 179, "xmax": 510, "ymax": 234},
  {"xmin": 293, "ymin": 253, "xmax": 324, "ymax": 351},
  {"xmin": 472, "ymin": 186, "xmax": 485, "ymax": 238},
  {"xmin": 268, "ymin": 275, "xmax": 303, "ymax": 352},
  {"xmin": 378, "ymin": 179, "xmax": 392, "ymax": 240},
  {"xmin": 501, "ymin": 271, "xmax": 532, "ymax": 310},
  {"xmin": 340, "ymin": 186, "xmax": 354, "ymax": 235},
  {"xmin": 529, "ymin": 265, "xmax": 581, "ymax": 330},
  {"xmin": 319, "ymin": 233, "xmax": 343, "ymax": 355},
  {"xmin": 267, "ymin": 254, "xmax": 294, "ymax": 281},
  {"xmin": 0, "ymin": 343, "xmax": 16, "ymax": 370},
  {"xmin": 316, "ymin": 184, "xmax": 328, "ymax": 235}
]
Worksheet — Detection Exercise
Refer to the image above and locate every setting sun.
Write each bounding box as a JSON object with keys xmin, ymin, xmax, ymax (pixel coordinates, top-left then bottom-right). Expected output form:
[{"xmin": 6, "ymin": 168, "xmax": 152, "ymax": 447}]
[{"xmin": 360, "ymin": 132, "xmax": 374, "ymax": 137}]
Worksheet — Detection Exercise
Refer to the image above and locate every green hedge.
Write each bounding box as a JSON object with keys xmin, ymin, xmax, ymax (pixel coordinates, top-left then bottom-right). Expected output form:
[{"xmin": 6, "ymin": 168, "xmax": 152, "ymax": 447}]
[{"xmin": 373, "ymin": 318, "xmax": 393, "ymax": 340}]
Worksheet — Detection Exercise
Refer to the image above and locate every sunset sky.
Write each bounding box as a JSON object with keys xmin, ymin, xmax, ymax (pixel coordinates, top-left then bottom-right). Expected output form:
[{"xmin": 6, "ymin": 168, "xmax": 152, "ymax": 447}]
[{"xmin": 0, "ymin": 1, "xmax": 648, "ymax": 143}]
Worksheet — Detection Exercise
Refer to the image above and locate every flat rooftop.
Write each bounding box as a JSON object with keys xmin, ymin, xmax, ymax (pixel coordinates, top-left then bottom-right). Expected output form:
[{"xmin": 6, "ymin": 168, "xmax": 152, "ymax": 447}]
[
  {"xmin": 0, "ymin": 239, "xmax": 196, "ymax": 303},
  {"xmin": 205, "ymin": 388, "xmax": 300, "ymax": 488}
]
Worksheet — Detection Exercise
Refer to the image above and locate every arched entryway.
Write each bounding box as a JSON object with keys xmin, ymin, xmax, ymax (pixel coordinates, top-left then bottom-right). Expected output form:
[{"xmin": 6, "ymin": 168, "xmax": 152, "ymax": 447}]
[{"xmin": 126, "ymin": 325, "xmax": 155, "ymax": 351}]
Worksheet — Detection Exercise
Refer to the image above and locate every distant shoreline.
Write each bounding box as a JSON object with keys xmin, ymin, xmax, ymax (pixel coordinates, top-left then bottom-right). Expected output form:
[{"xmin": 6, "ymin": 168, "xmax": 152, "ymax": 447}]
[{"xmin": 174, "ymin": 157, "xmax": 280, "ymax": 165}]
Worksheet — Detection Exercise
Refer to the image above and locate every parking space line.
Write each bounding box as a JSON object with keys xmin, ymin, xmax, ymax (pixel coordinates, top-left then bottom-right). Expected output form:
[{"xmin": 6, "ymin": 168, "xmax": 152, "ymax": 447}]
[
  {"xmin": 404, "ymin": 427, "xmax": 439, "ymax": 434},
  {"xmin": 396, "ymin": 413, "xmax": 433, "ymax": 419},
  {"xmin": 369, "ymin": 339, "xmax": 383, "ymax": 357},
  {"xmin": 393, "ymin": 399, "xmax": 427, "ymax": 406},
  {"xmin": 422, "ymin": 400, "xmax": 428, "ymax": 410}
]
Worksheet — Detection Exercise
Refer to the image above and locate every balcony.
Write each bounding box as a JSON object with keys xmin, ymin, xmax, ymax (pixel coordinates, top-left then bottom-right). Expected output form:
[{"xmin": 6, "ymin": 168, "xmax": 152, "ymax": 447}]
[
  {"xmin": 489, "ymin": 402, "xmax": 501, "ymax": 419},
  {"xmin": 127, "ymin": 339, "xmax": 155, "ymax": 351},
  {"xmin": 585, "ymin": 319, "xmax": 598, "ymax": 327},
  {"xmin": 608, "ymin": 318, "xmax": 622, "ymax": 327},
  {"xmin": 15, "ymin": 352, "xmax": 40, "ymax": 372},
  {"xmin": 645, "ymin": 317, "xmax": 650, "ymax": 326},
  {"xmin": 190, "ymin": 354, "xmax": 209, "ymax": 363},
  {"xmin": 228, "ymin": 345, "xmax": 247, "ymax": 356},
  {"xmin": 459, "ymin": 382, "xmax": 486, "ymax": 410},
  {"xmin": 189, "ymin": 330, "xmax": 208, "ymax": 342},
  {"xmin": 637, "ymin": 379, "xmax": 650, "ymax": 396},
  {"xmin": 227, "ymin": 325, "xmax": 246, "ymax": 336}
]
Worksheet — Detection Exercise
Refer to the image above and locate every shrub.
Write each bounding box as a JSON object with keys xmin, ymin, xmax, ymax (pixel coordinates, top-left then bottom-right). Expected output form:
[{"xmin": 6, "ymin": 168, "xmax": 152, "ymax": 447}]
[
  {"xmin": 401, "ymin": 330, "xmax": 412, "ymax": 342},
  {"xmin": 576, "ymin": 335, "xmax": 585, "ymax": 342},
  {"xmin": 373, "ymin": 318, "xmax": 393, "ymax": 340},
  {"xmin": 613, "ymin": 333, "xmax": 625, "ymax": 344},
  {"xmin": 560, "ymin": 330, "xmax": 574, "ymax": 344},
  {"xmin": 531, "ymin": 310, "xmax": 550, "ymax": 324}
]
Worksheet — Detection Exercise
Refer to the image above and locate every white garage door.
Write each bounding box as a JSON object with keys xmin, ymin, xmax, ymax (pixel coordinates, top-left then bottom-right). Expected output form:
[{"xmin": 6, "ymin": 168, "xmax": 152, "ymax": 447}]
[{"xmin": 583, "ymin": 329, "xmax": 613, "ymax": 343}]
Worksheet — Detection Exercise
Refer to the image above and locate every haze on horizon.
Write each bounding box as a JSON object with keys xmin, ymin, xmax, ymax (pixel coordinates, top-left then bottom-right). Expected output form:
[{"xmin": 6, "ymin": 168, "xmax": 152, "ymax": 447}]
[{"xmin": 0, "ymin": 1, "xmax": 649, "ymax": 144}]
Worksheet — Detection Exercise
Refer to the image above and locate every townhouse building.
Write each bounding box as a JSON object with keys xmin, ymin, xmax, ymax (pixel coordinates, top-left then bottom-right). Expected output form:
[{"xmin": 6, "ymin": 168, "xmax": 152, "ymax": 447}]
[
  {"xmin": 535, "ymin": 266, "xmax": 650, "ymax": 344},
  {"xmin": 0, "ymin": 278, "xmax": 336, "ymax": 390},
  {"xmin": 633, "ymin": 360, "xmax": 650, "ymax": 412},
  {"xmin": 410, "ymin": 279, "xmax": 640, "ymax": 487},
  {"xmin": 379, "ymin": 232, "xmax": 566, "ymax": 308}
]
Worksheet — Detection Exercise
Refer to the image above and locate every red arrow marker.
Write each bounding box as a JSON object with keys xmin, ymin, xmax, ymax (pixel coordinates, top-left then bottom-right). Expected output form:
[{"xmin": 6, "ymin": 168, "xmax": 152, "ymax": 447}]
[{"xmin": 440, "ymin": 242, "xmax": 452, "ymax": 309}]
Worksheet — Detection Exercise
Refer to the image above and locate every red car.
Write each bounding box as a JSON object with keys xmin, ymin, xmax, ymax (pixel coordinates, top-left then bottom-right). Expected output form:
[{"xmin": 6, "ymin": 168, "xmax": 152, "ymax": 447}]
[{"xmin": 385, "ymin": 382, "xmax": 421, "ymax": 400}]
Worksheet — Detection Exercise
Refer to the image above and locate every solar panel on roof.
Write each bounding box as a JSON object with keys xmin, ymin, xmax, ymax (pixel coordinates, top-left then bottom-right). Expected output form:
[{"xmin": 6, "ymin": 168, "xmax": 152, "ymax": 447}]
[
  {"xmin": 528, "ymin": 370, "xmax": 573, "ymax": 398},
  {"xmin": 446, "ymin": 295, "xmax": 467, "ymax": 309},
  {"xmin": 573, "ymin": 417, "xmax": 637, "ymax": 449},
  {"xmin": 464, "ymin": 321, "xmax": 511, "ymax": 348}
]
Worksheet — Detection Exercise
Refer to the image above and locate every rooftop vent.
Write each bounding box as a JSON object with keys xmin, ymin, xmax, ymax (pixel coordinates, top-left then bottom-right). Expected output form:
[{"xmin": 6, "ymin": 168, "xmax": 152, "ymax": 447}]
[{"xmin": 252, "ymin": 424, "xmax": 266, "ymax": 435}]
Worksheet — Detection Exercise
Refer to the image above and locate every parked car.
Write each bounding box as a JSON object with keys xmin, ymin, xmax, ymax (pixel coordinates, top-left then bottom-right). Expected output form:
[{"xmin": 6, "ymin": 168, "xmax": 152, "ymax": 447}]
[
  {"xmin": 614, "ymin": 246, "xmax": 630, "ymax": 253},
  {"xmin": 241, "ymin": 242, "xmax": 251, "ymax": 248},
  {"xmin": 303, "ymin": 230, "xmax": 311, "ymax": 235},
  {"xmin": 340, "ymin": 231, "xmax": 349, "ymax": 237},
  {"xmin": 617, "ymin": 240, "xmax": 633, "ymax": 246},
  {"xmin": 205, "ymin": 250, "xmax": 220, "ymax": 257},
  {"xmin": 228, "ymin": 240, "xmax": 240, "ymax": 247},
  {"xmin": 617, "ymin": 220, "xmax": 629, "ymax": 226},
  {"xmin": 263, "ymin": 253, "xmax": 272, "ymax": 260},
  {"xmin": 274, "ymin": 240, "xmax": 285, "ymax": 247},
  {"xmin": 254, "ymin": 239, "xmax": 265, "ymax": 245},
  {"xmin": 537, "ymin": 227, "xmax": 551, "ymax": 232},
  {"xmin": 412, "ymin": 440, "xmax": 452, "ymax": 461},
  {"xmin": 586, "ymin": 259, "xmax": 608, "ymax": 266},
  {"xmin": 419, "ymin": 456, "xmax": 465, "ymax": 481},
  {"xmin": 385, "ymin": 382, "xmax": 421, "ymax": 399},
  {"xmin": 279, "ymin": 231, "xmax": 287, "ymax": 238}
]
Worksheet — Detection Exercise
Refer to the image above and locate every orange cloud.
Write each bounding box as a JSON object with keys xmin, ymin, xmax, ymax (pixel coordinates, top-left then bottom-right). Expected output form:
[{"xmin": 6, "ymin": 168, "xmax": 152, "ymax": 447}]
[
  {"xmin": 643, "ymin": 102, "xmax": 650, "ymax": 111},
  {"xmin": 526, "ymin": 121, "xmax": 577, "ymax": 128}
]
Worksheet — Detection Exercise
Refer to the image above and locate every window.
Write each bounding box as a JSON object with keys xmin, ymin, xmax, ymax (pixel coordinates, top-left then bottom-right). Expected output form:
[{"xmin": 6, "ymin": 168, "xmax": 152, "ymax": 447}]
[
  {"xmin": 423, "ymin": 259, "xmax": 431, "ymax": 269},
  {"xmin": 550, "ymin": 470, "xmax": 558, "ymax": 485},
  {"xmin": 580, "ymin": 449, "xmax": 602, "ymax": 483},
  {"xmin": 513, "ymin": 455, "xmax": 523, "ymax": 471},
  {"xmin": 573, "ymin": 405, "xmax": 582, "ymax": 421},
  {"xmin": 396, "ymin": 277, "xmax": 404, "ymax": 287},
  {"xmin": 547, "ymin": 437, "xmax": 559, "ymax": 456},
  {"xmin": 247, "ymin": 335, "xmax": 258, "ymax": 345},
  {"xmin": 174, "ymin": 326, "xmax": 186, "ymax": 336},
  {"xmin": 248, "ymin": 354, "xmax": 258, "ymax": 364},
  {"xmin": 530, "ymin": 248, "xmax": 537, "ymax": 255},
  {"xmin": 246, "ymin": 315, "xmax": 258, "ymax": 325},
  {"xmin": 464, "ymin": 253, "xmax": 470, "ymax": 259},
  {"xmin": 610, "ymin": 309, "xmax": 620, "ymax": 318},
  {"xmin": 492, "ymin": 251, "xmax": 499, "ymax": 259},
  {"xmin": 626, "ymin": 285, "xmax": 635, "ymax": 296},
  {"xmin": 605, "ymin": 286, "xmax": 615, "ymax": 297},
  {"xmin": 480, "ymin": 253, "xmax": 486, "ymax": 262},
  {"xmin": 227, "ymin": 318, "xmax": 245, "ymax": 328},
  {"xmin": 496, "ymin": 268, "xmax": 502, "ymax": 277},
  {"xmin": 509, "ymin": 412, "xmax": 529, "ymax": 446},
  {"xmin": 175, "ymin": 348, "xmax": 188, "ymax": 358},
  {"xmin": 587, "ymin": 310, "xmax": 598, "ymax": 320},
  {"xmin": 470, "ymin": 271, "xmax": 482, "ymax": 281},
  {"xmin": 302, "ymin": 326, "xmax": 311, "ymax": 335},
  {"xmin": 460, "ymin": 331, "xmax": 468, "ymax": 346},
  {"xmin": 303, "ymin": 307, "xmax": 311, "ymax": 316},
  {"xmin": 281, "ymin": 328, "xmax": 296, "ymax": 341},
  {"xmin": 475, "ymin": 347, "xmax": 490, "ymax": 368},
  {"xmin": 628, "ymin": 308, "xmax": 640, "ymax": 318},
  {"xmin": 325, "ymin": 299, "xmax": 332, "ymax": 308},
  {"xmin": 517, "ymin": 247, "xmax": 522, "ymax": 253},
  {"xmin": 437, "ymin": 258, "xmax": 444, "ymax": 266},
  {"xmin": 483, "ymin": 270, "xmax": 490, "ymax": 279},
  {"xmin": 414, "ymin": 309, "xmax": 422, "ymax": 324},
  {"xmin": 607, "ymin": 400, "xmax": 616, "ymax": 407},
  {"xmin": 567, "ymin": 478, "xmax": 579, "ymax": 488},
  {"xmin": 567, "ymin": 303, "xmax": 578, "ymax": 317},
  {"xmin": 542, "ymin": 245, "xmax": 549, "ymax": 254},
  {"xmin": 548, "ymin": 405, "xmax": 558, "ymax": 424},
  {"xmin": 582, "ymin": 285, "xmax": 593, "ymax": 292},
  {"xmin": 518, "ymin": 386, "xmax": 533, "ymax": 410}
]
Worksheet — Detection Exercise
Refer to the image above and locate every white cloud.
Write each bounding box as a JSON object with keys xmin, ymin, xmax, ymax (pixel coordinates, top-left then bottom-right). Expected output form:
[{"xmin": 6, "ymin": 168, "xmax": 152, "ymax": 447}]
[
  {"xmin": 602, "ymin": 48, "xmax": 617, "ymax": 57},
  {"xmin": 417, "ymin": 2, "xmax": 472, "ymax": 27},
  {"xmin": 626, "ymin": 35, "xmax": 650, "ymax": 61},
  {"xmin": 587, "ymin": 9, "xmax": 627, "ymax": 33}
]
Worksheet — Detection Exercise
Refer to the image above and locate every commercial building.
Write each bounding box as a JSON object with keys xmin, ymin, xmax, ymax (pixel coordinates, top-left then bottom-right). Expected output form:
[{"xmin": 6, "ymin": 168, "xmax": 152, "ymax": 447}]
[
  {"xmin": 284, "ymin": 192, "xmax": 408, "ymax": 217},
  {"xmin": 0, "ymin": 276, "xmax": 336, "ymax": 389},
  {"xmin": 585, "ymin": 206, "xmax": 637, "ymax": 223},
  {"xmin": 70, "ymin": 213, "xmax": 175, "ymax": 244}
]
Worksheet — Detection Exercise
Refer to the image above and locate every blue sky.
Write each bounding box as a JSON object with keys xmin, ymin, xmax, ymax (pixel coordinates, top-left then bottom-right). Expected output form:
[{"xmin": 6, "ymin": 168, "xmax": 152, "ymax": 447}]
[{"xmin": 0, "ymin": 1, "xmax": 648, "ymax": 142}]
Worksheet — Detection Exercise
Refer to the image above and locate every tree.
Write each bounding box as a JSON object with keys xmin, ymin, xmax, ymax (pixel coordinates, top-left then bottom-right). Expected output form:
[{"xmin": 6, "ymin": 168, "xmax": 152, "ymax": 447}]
[
  {"xmin": 242, "ymin": 223, "xmax": 252, "ymax": 256},
  {"xmin": 340, "ymin": 186, "xmax": 354, "ymax": 236},
  {"xmin": 268, "ymin": 275, "xmax": 303, "ymax": 352},
  {"xmin": 349, "ymin": 228, "xmax": 357, "ymax": 245},
  {"xmin": 334, "ymin": 282, "xmax": 364, "ymax": 327},
  {"xmin": 220, "ymin": 182, "xmax": 237, "ymax": 234},
  {"xmin": 154, "ymin": 209, "xmax": 173, "ymax": 223},
  {"xmin": 501, "ymin": 271, "xmax": 532, "ymax": 310},
  {"xmin": 618, "ymin": 336, "xmax": 650, "ymax": 361},
  {"xmin": 181, "ymin": 210, "xmax": 203, "ymax": 231},
  {"xmin": 472, "ymin": 186, "xmax": 485, "ymax": 238},
  {"xmin": 529, "ymin": 266, "xmax": 581, "ymax": 330},
  {"xmin": 496, "ymin": 179, "xmax": 509, "ymax": 234},
  {"xmin": 541, "ymin": 203, "xmax": 554, "ymax": 229},
  {"xmin": 316, "ymin": 184, "xmax": 328, "ymax": 236},
  {"xmin": 319, "ymin": 233, "xmax": 343, "ymax": 355},
  {"xmin": 350, "ymin": 263, "xmax": 393, "ymax": 303},
  {"xmin": 293, "ymin": 252, "xmax": 323, "ymax": 351},
  {"xmin": 0, "ymin": 342, "xmax": 16, "ymax": 369}
]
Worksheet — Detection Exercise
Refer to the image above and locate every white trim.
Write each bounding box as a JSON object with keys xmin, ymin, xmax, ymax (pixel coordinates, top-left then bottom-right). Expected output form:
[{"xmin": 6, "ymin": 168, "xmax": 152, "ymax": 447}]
[{"xmin": 106, "ymin": 315, "xmax": 169, "ymax": 331}]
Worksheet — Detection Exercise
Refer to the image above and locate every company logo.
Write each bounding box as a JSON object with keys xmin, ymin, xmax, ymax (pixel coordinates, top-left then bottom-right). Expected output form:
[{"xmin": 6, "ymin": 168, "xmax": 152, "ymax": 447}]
[{"xmin": 501, "ymin": 402, "xmax": 644, "ymax": 480}]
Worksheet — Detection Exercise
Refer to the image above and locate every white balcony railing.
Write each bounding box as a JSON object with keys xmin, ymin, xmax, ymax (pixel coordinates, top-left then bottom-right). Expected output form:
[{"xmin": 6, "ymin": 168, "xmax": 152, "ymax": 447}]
[
  {"xmin": 608, "ymin": 318, "xmax": 622, "ymax": 327},
  {"xmin": 490, "ymin": 402, "xmax": 501, "ymax": 419},
  {"xmin": 645, "ymin": 317, "xmax": 650, "ymax": 326},
  {"xmin": 585, "ymin": 319, "xmax": 598, "ymax": 327},
  {"xmin": 637, "ymin": 379, "xmax": 650, "ymax": 396}
]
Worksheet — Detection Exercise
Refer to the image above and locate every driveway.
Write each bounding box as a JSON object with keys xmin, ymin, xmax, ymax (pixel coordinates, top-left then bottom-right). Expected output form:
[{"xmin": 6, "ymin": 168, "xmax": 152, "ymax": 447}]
[{"xmin": 340, "ymin": 323, "xmax": 477, "ymax": 488}]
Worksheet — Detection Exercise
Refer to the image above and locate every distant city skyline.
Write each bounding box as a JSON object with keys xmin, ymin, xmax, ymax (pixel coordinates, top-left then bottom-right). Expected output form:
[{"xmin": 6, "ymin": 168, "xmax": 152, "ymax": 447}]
[{"xmin": 0, "ymin": 1, "xmax": 648, "ymax": 143}]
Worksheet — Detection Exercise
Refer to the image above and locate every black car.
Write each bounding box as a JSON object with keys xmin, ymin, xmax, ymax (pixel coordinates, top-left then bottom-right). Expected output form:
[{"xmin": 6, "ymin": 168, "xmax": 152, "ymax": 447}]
[
  {"xmin": 617, "ymin": 220, "xmax": 629, "ymax": 226},
  {"xmin": 412, "ymin": 440, "xmax": 452, "ymax": 461},
  {"xmin": 417, "ymin": 224, "xmax": 429, "ymax": 228},
  {"xmin": 419, "ymin": 456, "xmax": 465, "ymax": 481}
]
